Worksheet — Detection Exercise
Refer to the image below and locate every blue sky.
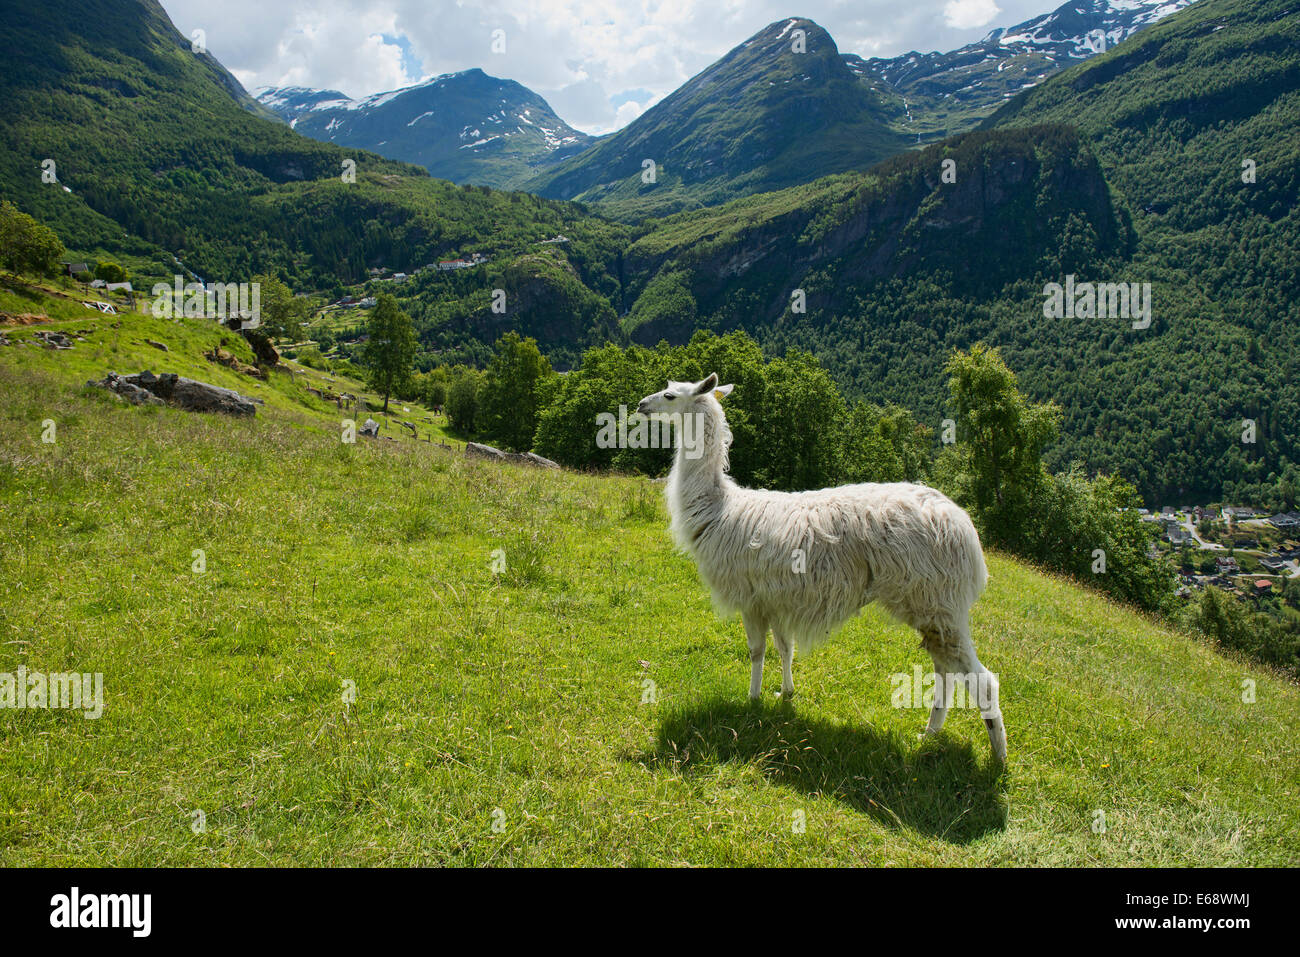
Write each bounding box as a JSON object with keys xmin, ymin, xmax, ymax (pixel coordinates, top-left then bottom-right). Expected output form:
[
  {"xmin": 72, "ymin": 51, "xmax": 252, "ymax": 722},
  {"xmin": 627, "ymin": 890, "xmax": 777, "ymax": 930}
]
[{"xmin": 159, "ymin": 0, "xmax": 1064, "ymax": 134}]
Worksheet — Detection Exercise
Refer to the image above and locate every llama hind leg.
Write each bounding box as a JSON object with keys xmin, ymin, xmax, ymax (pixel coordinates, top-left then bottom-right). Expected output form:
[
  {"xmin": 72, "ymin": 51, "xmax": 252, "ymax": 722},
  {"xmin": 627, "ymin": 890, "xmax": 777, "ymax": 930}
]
[
  {"xmin": 771, "ymin": 628, "xmax": 795, "ymax": 699},
  {"xmin": 742, "ymin": 612, "xmax": 767, "ymax": 701}
]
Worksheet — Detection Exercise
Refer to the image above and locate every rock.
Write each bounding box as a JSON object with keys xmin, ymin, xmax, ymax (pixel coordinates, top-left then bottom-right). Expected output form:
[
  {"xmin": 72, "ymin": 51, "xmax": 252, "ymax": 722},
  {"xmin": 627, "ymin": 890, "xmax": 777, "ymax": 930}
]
[
  {"xmin": 360, "ymin": 418, "xmax": 380, "ymax": 437},
  {"xmin": 465, "ymin": 442, "xmax": 506, "ymax": 461},
  {"xmin": 204, "ymin": 344, "xmax": 266, "ymax": 380},
  {"xmin": 465, "ymin": 442, "xmax": 559, "ymax": 469},
  {"xmin": 144, "ymin": 339, "xmax": 169, "ymax": 352},
  {"xmin": 88, "ymin": 370, "xmax": 256, "ymax": 416},
  {"xmin": 511, "ymin": 451, "xmax": 561, "ymax": 469},
  {"xmin": 237, "ymin": 326, "xmax": 280, "ymax": 366},
  {"xmin": 33, "ymin": 330, "xmax": 73, "ymax": 350},
  {"xmin": 86, "ymin": 373, "xmax": 164, "ymax": 406}
]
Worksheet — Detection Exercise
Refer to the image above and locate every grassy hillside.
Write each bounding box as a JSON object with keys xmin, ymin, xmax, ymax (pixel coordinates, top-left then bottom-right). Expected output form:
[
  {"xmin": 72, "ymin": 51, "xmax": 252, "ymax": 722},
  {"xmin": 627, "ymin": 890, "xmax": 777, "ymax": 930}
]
[{"xmin": 1, "ymin": 301, "xmax": 1296, "ymax": 866}]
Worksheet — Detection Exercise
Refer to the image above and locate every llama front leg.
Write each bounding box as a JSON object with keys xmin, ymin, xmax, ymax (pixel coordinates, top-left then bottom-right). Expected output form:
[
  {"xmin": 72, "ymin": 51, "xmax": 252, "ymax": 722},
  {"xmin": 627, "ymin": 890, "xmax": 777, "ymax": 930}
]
[
  {"xmin": 942, "ymin": 631, "xmax": 1008, "ymax": 764},
  {"xmin": 742, "ymin": 612, "xmax": 767, "ymax": 700},
  {"xmin": 975, "ymin": 667, "xmax": 1007, "ymax": 763},
  {"xmin": 771, "ymin": 628, "xmax": 795, "ymax": 699}
]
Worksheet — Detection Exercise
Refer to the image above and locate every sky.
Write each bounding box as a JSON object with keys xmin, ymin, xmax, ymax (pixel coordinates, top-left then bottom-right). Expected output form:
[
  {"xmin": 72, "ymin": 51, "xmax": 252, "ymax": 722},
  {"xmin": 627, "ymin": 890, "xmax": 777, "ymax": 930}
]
[{"xmin": 159, "ymin": 0, "xmax": 1061, "ymax": 134}]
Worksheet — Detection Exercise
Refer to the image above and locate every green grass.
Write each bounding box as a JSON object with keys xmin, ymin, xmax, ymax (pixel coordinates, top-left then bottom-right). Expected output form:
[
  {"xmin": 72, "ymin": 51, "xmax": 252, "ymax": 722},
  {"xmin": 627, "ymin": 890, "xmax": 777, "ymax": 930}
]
[{"xmin": 1, "ymin": 300, "xmax": 1298, "ymax": 866}]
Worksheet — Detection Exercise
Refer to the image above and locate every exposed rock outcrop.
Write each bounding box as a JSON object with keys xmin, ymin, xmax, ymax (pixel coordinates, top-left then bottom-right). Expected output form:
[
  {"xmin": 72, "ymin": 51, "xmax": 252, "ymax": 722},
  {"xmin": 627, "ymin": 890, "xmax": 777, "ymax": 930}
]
[
  {"xmin": 466, "ymin": 442, "xmax": 559, "ymax": 469},
  {"xmin": 87, "ymin": 371, "xmax": 257, "ymax": 416}
]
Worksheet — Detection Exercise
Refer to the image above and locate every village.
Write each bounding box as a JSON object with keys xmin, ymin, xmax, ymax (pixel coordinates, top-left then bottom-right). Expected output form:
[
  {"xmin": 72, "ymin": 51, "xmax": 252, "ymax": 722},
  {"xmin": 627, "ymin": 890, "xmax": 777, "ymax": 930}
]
[{"xmin": 1138, "ymin": 504, "xmax": 1300, "ymax": 602}]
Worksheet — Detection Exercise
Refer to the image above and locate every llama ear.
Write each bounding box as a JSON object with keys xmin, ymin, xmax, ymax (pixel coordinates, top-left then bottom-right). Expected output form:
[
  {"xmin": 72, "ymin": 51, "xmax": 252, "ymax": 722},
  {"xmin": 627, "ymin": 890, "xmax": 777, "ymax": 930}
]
[
  {"xmin": 714, "ymin": 384, "xmax": 734, "ymax": 400},
  {"xmin": 693, "ymin": 373, "xmax": 718, "ymax": 395}
]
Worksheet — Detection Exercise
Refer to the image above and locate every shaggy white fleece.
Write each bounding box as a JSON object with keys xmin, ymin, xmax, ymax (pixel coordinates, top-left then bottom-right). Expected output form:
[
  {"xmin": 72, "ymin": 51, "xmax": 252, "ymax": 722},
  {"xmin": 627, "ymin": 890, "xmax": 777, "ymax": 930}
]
[{"xmin": 638, "ymin": 374, "xmax": 1006, "ymax": 762}]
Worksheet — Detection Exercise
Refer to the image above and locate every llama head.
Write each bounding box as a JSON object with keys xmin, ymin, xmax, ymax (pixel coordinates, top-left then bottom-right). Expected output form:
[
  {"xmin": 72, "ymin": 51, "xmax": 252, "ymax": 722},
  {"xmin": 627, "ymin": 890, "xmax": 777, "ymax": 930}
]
[{"xmin": 636, "ymin": 373, "xmax": 733, "ymax": 415}]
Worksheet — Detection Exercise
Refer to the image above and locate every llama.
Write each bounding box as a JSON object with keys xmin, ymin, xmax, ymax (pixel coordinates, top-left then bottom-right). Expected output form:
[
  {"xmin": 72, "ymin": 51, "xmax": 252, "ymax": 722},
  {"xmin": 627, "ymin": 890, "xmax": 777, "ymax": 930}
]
[{"xmin": 637, "ymin": 374, "xmax": 1007, "ymax": 762}]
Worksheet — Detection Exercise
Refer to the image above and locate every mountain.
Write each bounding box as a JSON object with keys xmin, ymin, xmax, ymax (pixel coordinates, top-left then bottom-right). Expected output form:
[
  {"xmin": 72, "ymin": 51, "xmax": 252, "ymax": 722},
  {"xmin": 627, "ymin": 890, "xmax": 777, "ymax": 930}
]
[
  {"xmin": 523, "ymin": 18, "xmax": 912, "ymax": 218},
  {"xmin": 606, "ymin": 0, "xmax": 1300, "ymax": 504},
  {"xmin": 525, "ymin": 6, "xmax": 1196, "ymax": 219},
  {"xmin": 255, "ymin": 70, "xmax": 593, "ymax": 190},
  {"xmin": 0, "ymin": 0, "xmax": 624, "ymax": 312},
  {"xmin": 848, "ymin": 0, "xmax": 1200, "ymax": 142}
]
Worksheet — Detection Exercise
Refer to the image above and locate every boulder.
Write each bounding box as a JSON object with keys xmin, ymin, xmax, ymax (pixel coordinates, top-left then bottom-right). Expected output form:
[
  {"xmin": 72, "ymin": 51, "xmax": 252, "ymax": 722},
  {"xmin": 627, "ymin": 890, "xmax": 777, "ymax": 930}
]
[
  {"xmin": 512, "ymin": 451, "xmax": 560, "ymax": 470},
  {"xmin": 465, "ymin": 442, "xmax": 560, "ymax": 469},
  {"xmin": 205, "ymin": 344, "xmax": 266, "ymax": 379},
  {"xmin": 465, "ymin": 442, "xmax": 506, "ymax": 461},
  {"xmin": 86, "ymin": 372, "xmax": 164, "ymax": 406},
  {"xmin": 34, "ymin": 330, "xmax": 73, "ymax": 350},
  {"xmin": 88, "ymin": 370, "xmax": 256, "ymax": 416}
]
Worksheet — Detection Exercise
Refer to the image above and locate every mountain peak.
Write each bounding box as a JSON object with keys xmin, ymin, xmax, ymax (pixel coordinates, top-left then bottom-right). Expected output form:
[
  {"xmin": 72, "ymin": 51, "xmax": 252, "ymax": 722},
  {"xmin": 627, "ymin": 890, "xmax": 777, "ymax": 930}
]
[{"xmin": 255, "ymin": 69, "xmax": 591, "ymax": 189}]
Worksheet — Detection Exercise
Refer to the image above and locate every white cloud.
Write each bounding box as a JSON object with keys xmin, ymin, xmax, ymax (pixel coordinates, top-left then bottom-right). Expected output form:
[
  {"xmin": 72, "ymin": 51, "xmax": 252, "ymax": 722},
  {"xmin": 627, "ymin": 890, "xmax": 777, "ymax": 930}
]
[
  {"xmin": 942, "ymin": 0, "xmax": 1002, "ymax": 30},
  {"xmin": 160, "ymin": 0, "xmax": 1051, "ymax": 133}
]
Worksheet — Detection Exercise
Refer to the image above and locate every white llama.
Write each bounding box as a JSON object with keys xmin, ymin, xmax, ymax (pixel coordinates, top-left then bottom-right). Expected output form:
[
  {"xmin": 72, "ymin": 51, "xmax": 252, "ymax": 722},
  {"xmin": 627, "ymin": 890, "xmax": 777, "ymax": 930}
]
[{"xmin": 637, "ymin": 374, "xmax": 1007, "ymax": 762}]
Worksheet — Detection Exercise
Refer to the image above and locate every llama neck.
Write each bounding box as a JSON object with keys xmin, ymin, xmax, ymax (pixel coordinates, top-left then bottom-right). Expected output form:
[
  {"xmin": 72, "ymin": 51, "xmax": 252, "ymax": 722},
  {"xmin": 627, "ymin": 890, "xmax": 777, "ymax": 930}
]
[{"xmin": 666, "ymin": 403, "xmax": 731, "ymax": 519}]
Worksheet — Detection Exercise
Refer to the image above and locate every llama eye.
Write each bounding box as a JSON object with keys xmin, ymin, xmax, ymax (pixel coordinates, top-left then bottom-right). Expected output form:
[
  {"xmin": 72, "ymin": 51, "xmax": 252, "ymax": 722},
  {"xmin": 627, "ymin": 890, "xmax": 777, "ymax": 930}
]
[{"xmin": 664, "ymin": 393, "xmax": 674, "ymax": 401}]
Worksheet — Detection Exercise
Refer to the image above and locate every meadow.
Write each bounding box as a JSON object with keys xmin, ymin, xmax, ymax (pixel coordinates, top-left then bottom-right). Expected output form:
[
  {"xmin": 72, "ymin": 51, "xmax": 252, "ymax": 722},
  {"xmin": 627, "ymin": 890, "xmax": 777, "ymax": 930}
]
[{"xmin": 0, "ymin": 300, "xmax": 1297, "ymax": 866}]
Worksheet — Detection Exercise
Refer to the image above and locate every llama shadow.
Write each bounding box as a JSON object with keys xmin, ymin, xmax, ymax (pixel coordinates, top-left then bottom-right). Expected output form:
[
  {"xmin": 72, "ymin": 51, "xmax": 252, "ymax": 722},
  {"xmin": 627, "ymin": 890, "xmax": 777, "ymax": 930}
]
[{"xmin": 635, "ymin": 697, "xmax": 1008, "ymax": 843}]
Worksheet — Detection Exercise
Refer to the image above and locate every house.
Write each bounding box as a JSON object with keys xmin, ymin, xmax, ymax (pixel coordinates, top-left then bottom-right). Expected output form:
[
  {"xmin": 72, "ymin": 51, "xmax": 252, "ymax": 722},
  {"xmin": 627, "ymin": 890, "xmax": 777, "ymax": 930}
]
[
  {"xmin": 64, "ymin": 262, "xmax": 91, "ymax": 280},
  {"xmin": 1215, "ymin": 556, "xmax": 1239, "ymax": 573},
  {"xmin": 358, "ymin": 297, "xmax": 377, "ymax": 307},
  {"xmin": 1253, "ymin": 580, "xmax": 1273, "ymax": 595},
  {"xmin": 437, "ymin": 259, "xmax": 471, "ymax": 271},
  {"xmin": 106, "ymin": 281, "xmax": 132, "ymax": 292},
  {"xmin": 390, "ymin": 273, "xmax": 408, "ymax": 283},
  {"xmin": 89, "ymin": 279, "xmax": 107, "ymax": 288},
  {"xmin": 1268, "ymin": 511, "xmax": 1300, "ymax": 530}
]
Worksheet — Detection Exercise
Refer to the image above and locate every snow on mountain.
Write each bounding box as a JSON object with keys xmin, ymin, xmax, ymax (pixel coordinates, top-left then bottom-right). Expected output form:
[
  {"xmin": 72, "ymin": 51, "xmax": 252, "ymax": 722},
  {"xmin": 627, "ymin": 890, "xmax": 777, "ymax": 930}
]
[{"xmin": 255, "ymin": 69, "xmax": 591, "ymax": 189}]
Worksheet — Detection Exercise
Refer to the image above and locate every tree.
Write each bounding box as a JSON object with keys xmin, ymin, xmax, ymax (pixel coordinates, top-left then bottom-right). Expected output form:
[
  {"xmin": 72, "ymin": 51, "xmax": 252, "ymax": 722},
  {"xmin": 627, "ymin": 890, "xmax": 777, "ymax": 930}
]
[
  {"xmin": 943, "ymin": 343, "xmax": 1061, "ymax": 548},
  {"xmin": 445, "ymin": 368, "xmax": 483, "ymax": 433},
  {"xmin": 751, "ymin": 351, "xmax": 846, "ymax": 491},
  {"xmin": 363, "ymin": 294, "xmax": 417, "ymax": 413},
  {"xmin": 252, "ymin": 273, "xmax": 309, "ymax": 341},
  {"xmin": 94, "ymin": 261, "xmax": 128, "ymax": 283},
  {"xmin": 0, "ymin": 201, "xmax": 65, "ymax": 277},
  {"xmin": 479, "ymin": 332, "xmax": 556, "ymax": 451}
]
